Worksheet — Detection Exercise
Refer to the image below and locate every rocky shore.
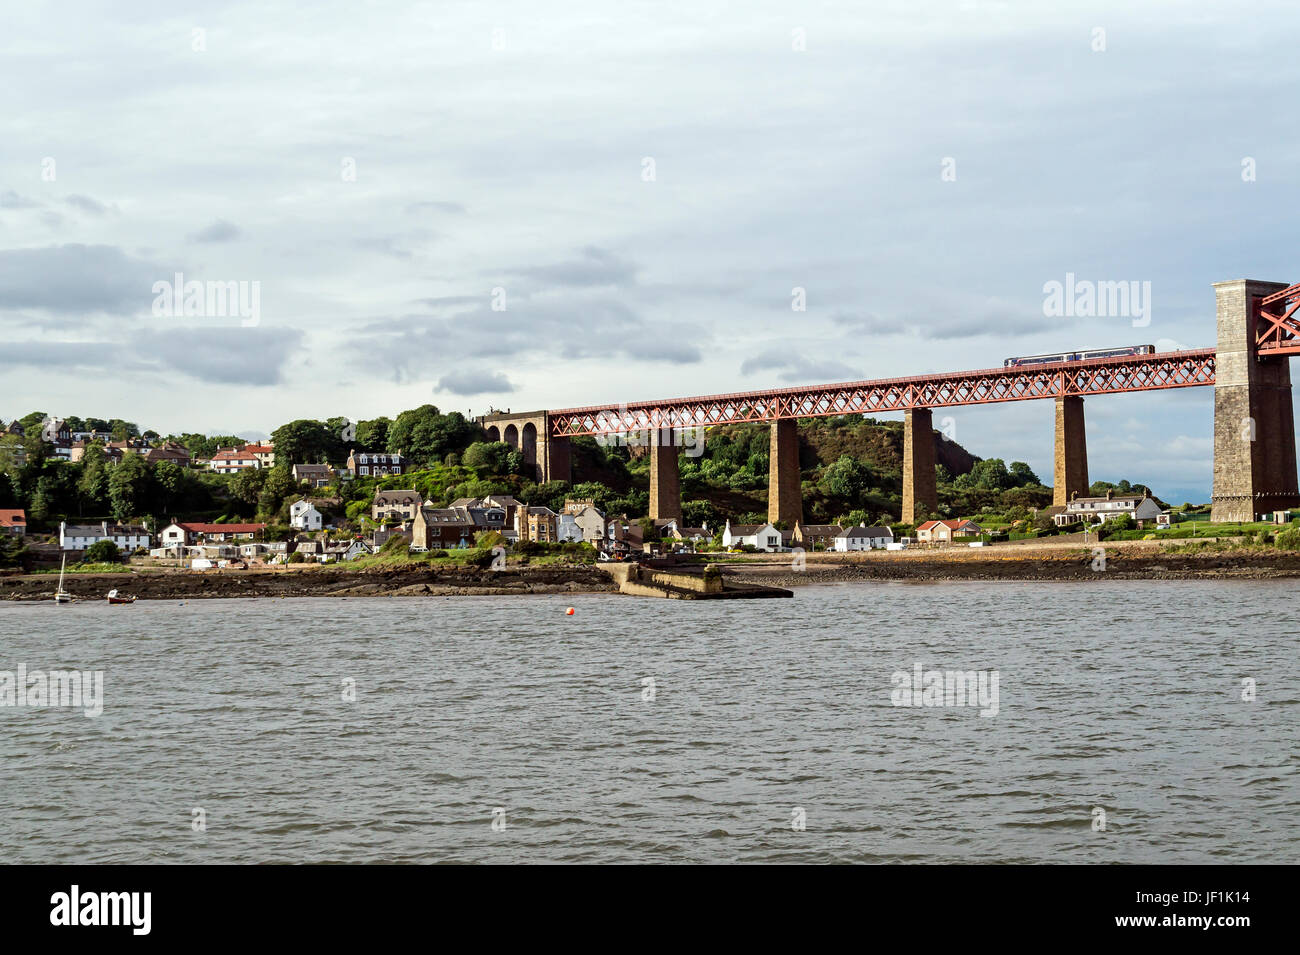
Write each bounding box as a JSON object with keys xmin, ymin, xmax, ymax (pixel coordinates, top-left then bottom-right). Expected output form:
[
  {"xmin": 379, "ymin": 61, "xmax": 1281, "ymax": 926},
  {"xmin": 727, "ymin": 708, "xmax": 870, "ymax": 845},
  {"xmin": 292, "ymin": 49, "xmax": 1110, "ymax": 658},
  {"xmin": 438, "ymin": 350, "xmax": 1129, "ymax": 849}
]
[
  {"xmin": 4, "ymin": 545, "xmax": 1298, "ymax": 601},
  {"xmin": 0, "ymin": 564, "xmax": 618, "ymax": 601}
]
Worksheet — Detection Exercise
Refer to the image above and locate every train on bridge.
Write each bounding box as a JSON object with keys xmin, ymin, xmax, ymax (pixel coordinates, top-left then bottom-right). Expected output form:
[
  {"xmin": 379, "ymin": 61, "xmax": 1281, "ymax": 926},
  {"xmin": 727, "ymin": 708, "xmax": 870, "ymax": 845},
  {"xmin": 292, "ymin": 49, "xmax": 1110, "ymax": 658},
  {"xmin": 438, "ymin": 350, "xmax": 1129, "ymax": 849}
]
[{"xmin": 1003, "ymin": 344, "xmax": 1155, "ymax": 368}]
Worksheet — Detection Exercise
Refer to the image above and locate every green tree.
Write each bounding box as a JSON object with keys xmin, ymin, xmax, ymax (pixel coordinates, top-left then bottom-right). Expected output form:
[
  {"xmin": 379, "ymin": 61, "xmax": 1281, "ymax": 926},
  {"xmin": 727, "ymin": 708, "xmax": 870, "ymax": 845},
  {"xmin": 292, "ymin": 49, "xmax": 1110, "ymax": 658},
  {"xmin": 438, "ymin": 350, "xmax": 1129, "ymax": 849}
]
[
  {"xmin": 1008, "ymin": 461, "xmax": 1040, "ymax": 486},
  {"xmin": 83, "ymin": 539, "xmax": 122, "ymax": 563},
  {"xmin": 108, "ymin": 453, "xmax": 150, "ymax": 521},
  {"xmin": 821, "ymin": 454, "xmax": 871, "ymax": 499},
  {"xmin": 230, "ymin": 467, "xmax": 268, "ymax": 510},
  {"xmin": 463, "ymin": 441, "xmax": 512, "ymax": 474},
  {"xmin": 77, "ymin": 445, "xmax": 111, "ymax": 513},
  {"xmin": 387, "ymin": 405, "xmax": 480, "ymax": 465},
  {"xmin": 354, "ymin": 417, "xmax": 391, "ymax": 452},
  {"xmin": 258, "ymin": 465, "xmax": 298, "ymax": 517},
  {"xmin": 270, "ymin": 420, "xmax": 337, "ymax": 465}
]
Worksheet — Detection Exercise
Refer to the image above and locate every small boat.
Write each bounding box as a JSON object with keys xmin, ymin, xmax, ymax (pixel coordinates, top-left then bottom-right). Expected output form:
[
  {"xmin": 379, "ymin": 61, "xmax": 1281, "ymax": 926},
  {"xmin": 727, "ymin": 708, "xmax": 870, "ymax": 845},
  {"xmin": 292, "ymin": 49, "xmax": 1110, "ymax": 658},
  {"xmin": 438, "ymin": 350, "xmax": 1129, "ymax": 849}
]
[
  {"xmin": 106, "ymin": 589, "xmax": 135, "ymax": 605},
  {"xmin": 54, "ymin": 555, "xmax": 73, "ymax": 604}
]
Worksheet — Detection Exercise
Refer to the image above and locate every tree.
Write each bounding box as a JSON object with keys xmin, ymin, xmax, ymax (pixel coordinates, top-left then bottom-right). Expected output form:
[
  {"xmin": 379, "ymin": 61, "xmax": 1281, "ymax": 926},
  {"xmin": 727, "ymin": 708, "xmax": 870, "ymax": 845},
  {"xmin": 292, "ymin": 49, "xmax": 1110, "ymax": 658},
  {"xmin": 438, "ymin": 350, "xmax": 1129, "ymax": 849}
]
[
  {"xmin": 463, "ymin": 441, "xmax": 512, "ymax": 474},
  {"xmin": 1008, "ymin": 461, "xmax": 1040, "ymax": 486},
  {"xmin": 821, "ymin": 454, "xmax": 871, "ymax": 499},
  {"xmin": 354, "ymin": 417, "xmax": 391, "ymax": 452},
  {"xmin": 108, "ymin": 453, "xmax": 150, "ymax": 522},
  {"xmin": 83, "ymin": 539, "xmax": 122, "ymax": 563},
  {"xmin": 230, "ymin": 468, "xmax": 268, "ymax": 510},
  {"xmin": 387, "ymin": 405, "xmax": 479, "ymax": 465},
  {"xmin": 0, "ymin": 534, "xmax": 28, "ymax": 568},
  {"xmin": 258, "ymin": 466, "xmax": 298, "ymax": 517},
  {"xmin": 270, "ymin": 420, "xmax": 337, "ymax": 465},
  {"xmin": 77, "ymin": 445, "xmax": 111, "ymax": 513}
]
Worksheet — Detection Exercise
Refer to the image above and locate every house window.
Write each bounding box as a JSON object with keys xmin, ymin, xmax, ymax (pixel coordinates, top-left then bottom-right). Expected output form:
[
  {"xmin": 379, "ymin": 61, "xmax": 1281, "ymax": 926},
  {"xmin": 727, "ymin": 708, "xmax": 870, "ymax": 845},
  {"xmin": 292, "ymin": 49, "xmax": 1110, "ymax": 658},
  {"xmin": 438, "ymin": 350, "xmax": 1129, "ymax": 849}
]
[{"xmin": 360, "ymin": 467, "xmax": 368, "ymax": 475}]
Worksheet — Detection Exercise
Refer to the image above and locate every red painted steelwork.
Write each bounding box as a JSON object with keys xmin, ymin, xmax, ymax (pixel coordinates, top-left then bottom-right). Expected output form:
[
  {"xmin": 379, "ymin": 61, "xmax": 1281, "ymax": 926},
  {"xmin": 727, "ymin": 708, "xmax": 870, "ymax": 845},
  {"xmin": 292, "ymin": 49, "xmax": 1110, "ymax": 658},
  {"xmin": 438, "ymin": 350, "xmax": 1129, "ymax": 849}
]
[
  {"xmin": 548, "ymin": 349, "xmax": 1217, "ymax": 436},
  {"xmin": 1257, "ymin": 283, "xmax": 1300, "ymax": 356}
]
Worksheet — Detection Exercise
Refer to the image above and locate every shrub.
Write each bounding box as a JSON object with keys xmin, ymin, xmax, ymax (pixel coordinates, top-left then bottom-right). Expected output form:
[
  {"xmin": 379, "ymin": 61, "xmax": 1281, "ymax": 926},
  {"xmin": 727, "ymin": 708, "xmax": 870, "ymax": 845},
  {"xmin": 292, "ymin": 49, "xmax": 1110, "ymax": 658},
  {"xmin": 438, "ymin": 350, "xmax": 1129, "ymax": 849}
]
[
  {"xmin": 468, "ymin": 548, "xmax": 498, "ymax": 569},
  {"xmin": 83, "ymin": 539, "xmax": 122, "ymax": 563},
  {"xmin": 381, "ymin": 533, "xmax": 409, "ymax": 553},
  {"xmin": 288, "ymin": 551, "xmax": 306, "ymax": 563},
  {"xmin": 426, "ymin": 549, "xmax": 449, "ymax": 559},
  {"xmin": 1275, "ymin": 526, "xmax": 1300, "ymax": 551}
]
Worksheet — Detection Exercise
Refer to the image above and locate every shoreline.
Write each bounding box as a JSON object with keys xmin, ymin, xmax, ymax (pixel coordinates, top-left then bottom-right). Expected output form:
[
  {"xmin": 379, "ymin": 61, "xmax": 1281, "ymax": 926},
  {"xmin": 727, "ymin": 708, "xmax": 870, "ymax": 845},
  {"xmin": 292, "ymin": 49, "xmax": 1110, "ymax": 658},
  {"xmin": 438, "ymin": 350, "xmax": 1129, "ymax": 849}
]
[{"xmin": 4, "ymin": 543, "xmax": 1300, "ymax": 600}]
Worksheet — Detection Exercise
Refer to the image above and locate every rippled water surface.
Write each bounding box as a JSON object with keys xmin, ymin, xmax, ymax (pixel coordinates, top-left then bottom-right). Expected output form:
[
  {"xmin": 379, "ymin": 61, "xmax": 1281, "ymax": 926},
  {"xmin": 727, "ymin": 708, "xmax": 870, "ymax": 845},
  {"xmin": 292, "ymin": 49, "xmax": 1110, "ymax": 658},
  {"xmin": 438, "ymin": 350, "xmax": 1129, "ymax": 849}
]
[{"xmin": 1, "ymin": 580, "xmax": 1296, "ymax": 863}]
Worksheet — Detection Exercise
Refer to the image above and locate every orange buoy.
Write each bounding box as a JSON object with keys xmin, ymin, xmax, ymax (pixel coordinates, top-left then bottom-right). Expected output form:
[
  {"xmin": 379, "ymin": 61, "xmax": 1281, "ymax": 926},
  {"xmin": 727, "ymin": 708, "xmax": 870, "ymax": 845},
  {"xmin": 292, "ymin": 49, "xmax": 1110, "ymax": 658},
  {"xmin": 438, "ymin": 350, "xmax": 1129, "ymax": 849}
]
[{"xmin": 566, "ymin": 607, "xmax": 575, "ymax": 615}]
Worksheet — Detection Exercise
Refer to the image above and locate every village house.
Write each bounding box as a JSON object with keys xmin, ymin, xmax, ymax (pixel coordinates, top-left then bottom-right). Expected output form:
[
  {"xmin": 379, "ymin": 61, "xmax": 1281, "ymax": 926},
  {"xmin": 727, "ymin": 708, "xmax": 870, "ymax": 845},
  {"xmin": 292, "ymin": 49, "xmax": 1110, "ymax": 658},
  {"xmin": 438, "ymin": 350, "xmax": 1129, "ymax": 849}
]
[
  {"xmin": 603, "ymin": 516, "xmax": 642, "ymax": 557},
  {"xmin": 722, "ymin": 520, "xmax": 784, "ymax": 552},
  {"xmin": 347, "ymin": 449, "xmax": 409, "ymax": 477},
  {"xmin": 59, "ymin": 520, "xmax": 151, "ymax": 552},
  {"xmin": 1056, "ymin": 488, "xmax": 1165, "ymax": 527},
  {"xmin": 412, "ymin": 506, "xmax": 479, "ymax": 550},
  {"xmin": 792, "ymin": 521, "xmax": 845, "ymax": 549},
  {"xmin": 0, "ymin": 509, "xmax": 27, "ymax": 536},
  {"xmin": 144, "ymin": 442, "xmax": 192, "ymax": 467},
  {"xmin": 517, "ymin": 506, "xmax": 559, "ymax": 543},
  {"xmin": 245, "ymin": 443, "xmax": 276, "ymax": 468},
  {"xmin": 292, "ymin": 463, "xmax": 333, "ymax": 488},
  {"xmin": 208, "ymin": 447, "xmax": 261, "ymax": 473},
  {"xmin": 452, "ymin": 494, "xmax": 523, "ymax": 532},
  {"xmin": 562, "ymin": 498, "xmax": 607, "ymax": 544},
  {"xmin": 290, "ymin": 499, "xmax": 323, "ymax": 531},
  {"xmin": 832, "ymin": 523, "xmax": 894, "ymax": 551},
  {"xmin": 159, "ymin": 521, "xmax": 267, "ymax": 546},
  {"xmin": 372, "ymin": 489, "xmax": 423, "ymax": 522},
  {"xmin": 41, "ymin": 417, "xmax": 73, "ymax": 459},
  {"xmin": 916, "ymin": 519, "xmax": 983, "ymax": 544}
]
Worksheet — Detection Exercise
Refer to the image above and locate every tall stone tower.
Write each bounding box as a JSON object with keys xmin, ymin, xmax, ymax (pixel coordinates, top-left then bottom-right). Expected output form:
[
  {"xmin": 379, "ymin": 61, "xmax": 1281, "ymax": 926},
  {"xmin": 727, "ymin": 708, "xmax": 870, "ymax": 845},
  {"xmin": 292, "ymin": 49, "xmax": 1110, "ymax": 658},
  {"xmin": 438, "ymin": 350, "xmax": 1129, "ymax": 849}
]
[{"xmin": 1210, "ymin": 279, "xmax": 1299, "ymax": 522}]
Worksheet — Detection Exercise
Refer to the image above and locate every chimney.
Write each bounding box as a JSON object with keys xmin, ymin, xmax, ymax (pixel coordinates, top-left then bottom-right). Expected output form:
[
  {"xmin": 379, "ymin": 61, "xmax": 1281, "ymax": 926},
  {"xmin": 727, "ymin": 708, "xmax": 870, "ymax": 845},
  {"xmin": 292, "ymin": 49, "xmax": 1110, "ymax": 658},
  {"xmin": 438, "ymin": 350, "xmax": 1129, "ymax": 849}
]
[
  {"xmin": 1070, "ymin": 490, "xmax": 1077, "ymax": 501},
  {"xmin": 1106, "ymin": 488, "xmax": 1113, "ymax": 500}
]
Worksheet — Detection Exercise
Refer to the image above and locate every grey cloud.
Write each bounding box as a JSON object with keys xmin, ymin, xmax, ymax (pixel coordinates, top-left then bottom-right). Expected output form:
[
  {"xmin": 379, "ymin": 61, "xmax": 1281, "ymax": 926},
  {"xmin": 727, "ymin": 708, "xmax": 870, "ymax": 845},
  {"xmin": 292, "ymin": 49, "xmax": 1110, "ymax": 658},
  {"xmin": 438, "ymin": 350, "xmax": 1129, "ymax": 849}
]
[
  {"xmin": 0, "ymin": 327, "xmax": 302, "ymax": 386},
  {"xmin": 187, "ymin": 219, "xmax": 243, "ymax": 243},
  {"xmin": 355, "ymin": 236, "xmax": 415, "ymax": 259},
  {"xmin": 0, "ymin": 190, "xmax": 41, "ymax": 209},
  {"xmin": 436, "ymin": 370, "xmax": 516, "ymax": 395},
  {"xmin": 0, "ymin": 243, "xmax": 164, "ymax": 315},
  {"xmin": 406, "ymin": 200, "xmax": 466, "ymax": 215},
  {"xmin": 508, "ymin": 246, "xmax": 638, "ymax": 289},
  {"xmin": 136, "ymin": 327, "xmax": 304, "ymax": 385},
  {"xmin": 740, "ymin": 349, "xmax": 863, "ymax": 383},
  {"xmin": 64, "ymin": 194, "xmax": 117, "ymax": 216},
  {"xmin": 352, "ymin": 295, "xmax": 702, "ymax": 383}
]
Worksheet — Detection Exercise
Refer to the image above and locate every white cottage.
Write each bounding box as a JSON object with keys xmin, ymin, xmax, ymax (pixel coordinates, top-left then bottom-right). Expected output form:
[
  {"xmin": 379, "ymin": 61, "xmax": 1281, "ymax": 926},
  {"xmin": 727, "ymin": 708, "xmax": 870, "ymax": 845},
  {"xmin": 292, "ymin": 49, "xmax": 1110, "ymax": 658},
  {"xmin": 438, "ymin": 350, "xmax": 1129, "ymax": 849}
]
[
  {"xmin": 722, "ymin": 520, "xmax": 785, "ymax": 552},
  {"xmin": 290, "ymin": 499, "xmax": 323, "ymax": 531}
]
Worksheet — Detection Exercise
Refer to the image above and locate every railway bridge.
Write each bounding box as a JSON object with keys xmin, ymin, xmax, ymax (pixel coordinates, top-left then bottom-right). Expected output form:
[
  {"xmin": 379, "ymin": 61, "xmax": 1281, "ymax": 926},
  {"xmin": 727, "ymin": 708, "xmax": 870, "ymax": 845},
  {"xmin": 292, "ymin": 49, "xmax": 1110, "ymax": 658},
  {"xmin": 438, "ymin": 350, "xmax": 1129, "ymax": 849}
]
[{"xmin": 480, "ymin": 279, "xmax": 1300, "ymax": 525}]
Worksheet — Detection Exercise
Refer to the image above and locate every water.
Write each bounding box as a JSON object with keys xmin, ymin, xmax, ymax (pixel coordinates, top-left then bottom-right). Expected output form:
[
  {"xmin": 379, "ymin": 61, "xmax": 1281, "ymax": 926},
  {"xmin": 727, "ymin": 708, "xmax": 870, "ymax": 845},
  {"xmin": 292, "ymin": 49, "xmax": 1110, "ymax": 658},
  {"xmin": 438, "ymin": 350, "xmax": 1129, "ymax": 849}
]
[{"xmin": 1, "ymin": 580, "xmax": 1295, "ymax": 864}]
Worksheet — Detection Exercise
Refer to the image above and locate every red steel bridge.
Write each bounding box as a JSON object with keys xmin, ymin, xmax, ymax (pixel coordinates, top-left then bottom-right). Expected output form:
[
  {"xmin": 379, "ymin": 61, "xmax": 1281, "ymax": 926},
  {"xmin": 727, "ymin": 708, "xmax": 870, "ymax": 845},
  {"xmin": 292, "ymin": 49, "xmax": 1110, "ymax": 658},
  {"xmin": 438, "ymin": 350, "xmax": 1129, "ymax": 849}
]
[
  {"xmin": 547, "ymin": 348, "xmax": 1218, "ymax": 437},
  {"xmin": 481, "ymin": 279, "xmax": 1300, "ymax": 526}
]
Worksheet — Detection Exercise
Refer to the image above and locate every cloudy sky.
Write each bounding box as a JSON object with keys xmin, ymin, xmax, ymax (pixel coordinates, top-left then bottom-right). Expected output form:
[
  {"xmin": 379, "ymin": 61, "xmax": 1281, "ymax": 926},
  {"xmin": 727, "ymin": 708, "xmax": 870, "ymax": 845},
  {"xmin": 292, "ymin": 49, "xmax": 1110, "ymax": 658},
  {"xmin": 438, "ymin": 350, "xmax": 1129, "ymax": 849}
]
[{"xmin": 3, "ymin": 0, "xmax": 1299, "ymax": 502}]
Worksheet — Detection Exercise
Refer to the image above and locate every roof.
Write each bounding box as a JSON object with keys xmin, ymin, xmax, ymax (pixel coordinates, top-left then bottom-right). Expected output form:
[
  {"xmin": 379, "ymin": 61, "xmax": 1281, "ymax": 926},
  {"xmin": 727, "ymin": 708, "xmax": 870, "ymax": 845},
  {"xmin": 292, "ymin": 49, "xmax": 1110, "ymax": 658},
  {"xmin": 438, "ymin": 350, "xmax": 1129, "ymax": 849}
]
[
  {"xmin": 0, "ymin": 509, "xmax": 26, "ymax": 526},
  {"xmin": 917, "ymin": 519, "xmax": 979, "ymax": 531},
  {"xmin": 243, "ymin": 443, "xmax": 274, "ymax": 453},
  {"xmin": 1067, "ymin": 495, "xmax": 1146, "ymax": 506},
  {"xmin": 176, "ymin": 522, "xmax": 267, "ymax": 534},
  {"xmin": 211, "ymin": 448, "xmax": 257, "ymax": 461},
  {"xmin": 799, "ymin": 524, "xmax": 843, "ymax": 535},
  {"xmin": 726, "ymin": 524, "xmax": 765, "ymax": 535},
  {"xmin": 419, "ymin": 506, "xmax": 478, "ymax": 526},
  {"xmin": 374, "ymin": 489, "xmax": 422, "ymax": 504},
  {"xmin": 839, "ymin": 525, "xmax": 893, "ymax": 538},
  {"xmin": 292, "ymin": 463, "xmax": 332, "ymax": 473}
]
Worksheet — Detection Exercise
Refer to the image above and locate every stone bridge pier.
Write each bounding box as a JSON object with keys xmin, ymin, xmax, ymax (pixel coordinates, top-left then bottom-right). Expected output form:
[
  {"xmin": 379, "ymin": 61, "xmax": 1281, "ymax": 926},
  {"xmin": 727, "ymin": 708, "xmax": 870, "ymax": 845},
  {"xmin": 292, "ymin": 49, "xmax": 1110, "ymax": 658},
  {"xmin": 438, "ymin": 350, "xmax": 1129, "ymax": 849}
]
[
  {"xmin": 902, "ymin": 408, "xmax": 937, "ymax": 524},
  {"xmin": 478, "ymin": 410, "xmax": 571, "ymax": 484},
  {"xmin": 1053, "ymin": 396, "xmax": 1089, "ymax": 506},
  {"xmin": 1211, "ymin": 279, "xmax": 1299, "ymax": 521}
]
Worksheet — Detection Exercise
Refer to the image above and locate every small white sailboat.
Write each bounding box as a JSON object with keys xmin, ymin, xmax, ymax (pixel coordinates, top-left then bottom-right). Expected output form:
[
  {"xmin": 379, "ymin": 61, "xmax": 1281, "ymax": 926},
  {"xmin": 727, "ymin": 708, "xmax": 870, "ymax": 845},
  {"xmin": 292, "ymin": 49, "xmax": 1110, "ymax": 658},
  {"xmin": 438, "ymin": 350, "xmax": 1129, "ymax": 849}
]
[{"xmin": 54, "ymin": 554, "xmax": 72, "ymax": 604}]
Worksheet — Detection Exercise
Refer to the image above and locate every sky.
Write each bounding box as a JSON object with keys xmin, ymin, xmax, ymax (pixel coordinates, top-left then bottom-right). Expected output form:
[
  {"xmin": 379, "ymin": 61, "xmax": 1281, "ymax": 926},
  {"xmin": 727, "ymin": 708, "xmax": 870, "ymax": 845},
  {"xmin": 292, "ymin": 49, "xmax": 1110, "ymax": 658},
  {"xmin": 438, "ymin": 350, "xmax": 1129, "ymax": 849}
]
[{"xmin": 3, "ymin": 0, "xmax": 1299, "ymax": 503}]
